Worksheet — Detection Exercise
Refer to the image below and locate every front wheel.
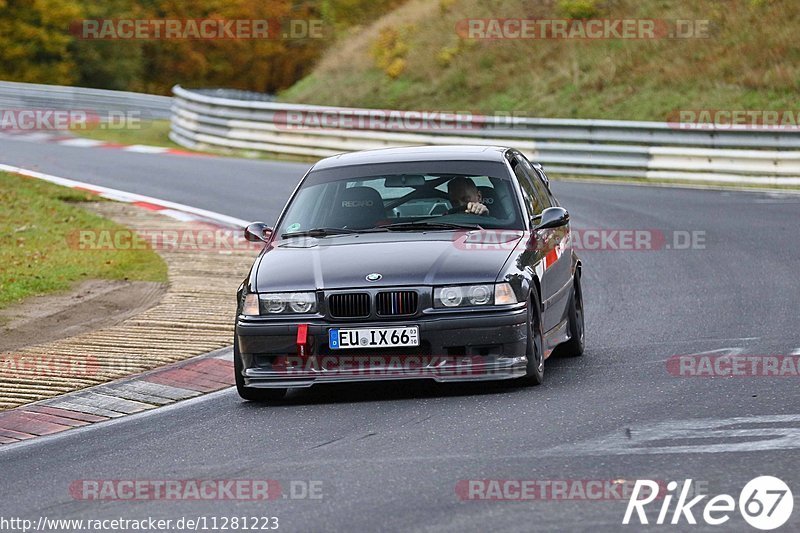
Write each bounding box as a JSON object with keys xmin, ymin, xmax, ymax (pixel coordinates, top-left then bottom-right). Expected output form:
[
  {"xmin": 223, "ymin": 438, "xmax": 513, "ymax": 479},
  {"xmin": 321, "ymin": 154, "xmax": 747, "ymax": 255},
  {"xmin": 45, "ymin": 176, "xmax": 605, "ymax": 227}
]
[
  {"xmin": 234, "ymin": 339, "xmax": 287, "ymax": 402},
  {"xmin": 520, "ymin": 287, "xmax": 545, "ymax": 386}
]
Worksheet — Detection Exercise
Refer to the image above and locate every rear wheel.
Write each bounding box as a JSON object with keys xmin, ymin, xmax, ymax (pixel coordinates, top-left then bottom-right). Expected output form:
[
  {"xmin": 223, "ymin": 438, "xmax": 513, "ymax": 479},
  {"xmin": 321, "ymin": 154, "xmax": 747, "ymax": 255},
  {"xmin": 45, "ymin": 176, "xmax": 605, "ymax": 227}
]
[
  {"xmin": 234, "ymin": 339, "xmax": 287, "ymax": 402},
  {"xmin": 560, "ymin": 274, "xmax": 585, "ymax": 357},
  {"xmin": 520, "ymin": 286, "xmax": 544, "ymax": 386}
]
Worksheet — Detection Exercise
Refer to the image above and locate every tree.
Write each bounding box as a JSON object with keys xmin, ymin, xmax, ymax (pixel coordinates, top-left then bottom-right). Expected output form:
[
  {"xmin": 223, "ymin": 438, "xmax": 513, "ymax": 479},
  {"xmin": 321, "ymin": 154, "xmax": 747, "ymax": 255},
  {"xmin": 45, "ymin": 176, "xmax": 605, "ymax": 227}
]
[
  {"xmin": 69, "ymin": 0, "xmax": 146, "ymax": 91},
  {"xmin": 0, "ymin": 0, "xmax": 82, "ymax": 84}
]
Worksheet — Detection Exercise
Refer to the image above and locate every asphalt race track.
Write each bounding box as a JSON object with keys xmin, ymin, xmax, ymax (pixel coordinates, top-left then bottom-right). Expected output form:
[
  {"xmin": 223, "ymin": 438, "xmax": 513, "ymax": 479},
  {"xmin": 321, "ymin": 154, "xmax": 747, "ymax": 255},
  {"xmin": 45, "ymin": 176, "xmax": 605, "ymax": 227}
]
[{"xmin": 1, "ymin": 137, "xmax": 799, "ymax": 531}]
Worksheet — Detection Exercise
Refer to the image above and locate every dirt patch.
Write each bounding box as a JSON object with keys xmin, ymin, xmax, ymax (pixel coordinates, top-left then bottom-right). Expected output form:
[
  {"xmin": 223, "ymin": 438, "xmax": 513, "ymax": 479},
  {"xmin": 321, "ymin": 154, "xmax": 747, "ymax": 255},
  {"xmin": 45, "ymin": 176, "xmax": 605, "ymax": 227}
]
[{"xmin": 0, "ymin": 279, "xmax": 167, "ymax": 352}]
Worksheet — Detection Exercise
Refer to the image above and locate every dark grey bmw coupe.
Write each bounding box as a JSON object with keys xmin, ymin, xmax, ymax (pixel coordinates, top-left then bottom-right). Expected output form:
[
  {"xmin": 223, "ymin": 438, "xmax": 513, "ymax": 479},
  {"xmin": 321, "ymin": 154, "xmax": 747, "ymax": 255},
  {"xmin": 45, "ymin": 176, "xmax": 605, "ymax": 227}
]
[{"xmin": 234, "ymin": 145, "xmax": 583, "ymax": 401}]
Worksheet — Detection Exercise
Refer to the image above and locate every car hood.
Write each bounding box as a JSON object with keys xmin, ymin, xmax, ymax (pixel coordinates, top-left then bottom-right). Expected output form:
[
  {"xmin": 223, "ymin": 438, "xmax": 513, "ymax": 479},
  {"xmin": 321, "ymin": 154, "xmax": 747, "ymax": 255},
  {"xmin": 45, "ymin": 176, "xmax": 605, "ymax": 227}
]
[{"xmin": 254, "ymin": 231, "xmax": 523, "ymax": 291}]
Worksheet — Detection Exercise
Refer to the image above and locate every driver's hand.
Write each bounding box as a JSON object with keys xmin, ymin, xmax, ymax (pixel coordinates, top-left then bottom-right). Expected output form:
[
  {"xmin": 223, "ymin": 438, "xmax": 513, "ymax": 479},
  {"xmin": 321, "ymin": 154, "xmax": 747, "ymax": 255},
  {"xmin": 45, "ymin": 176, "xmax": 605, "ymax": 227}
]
[{"xmin": 465, "ymin": 202, "xmax": 488, "ymax": 215}]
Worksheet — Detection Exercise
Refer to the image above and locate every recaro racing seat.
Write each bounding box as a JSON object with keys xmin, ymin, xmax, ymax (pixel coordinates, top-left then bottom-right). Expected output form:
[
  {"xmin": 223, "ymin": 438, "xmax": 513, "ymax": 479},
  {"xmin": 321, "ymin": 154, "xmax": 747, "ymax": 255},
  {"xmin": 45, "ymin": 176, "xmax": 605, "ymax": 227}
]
[
  {"xmin": 327, "ymin": 186, "xmax": 386, "ymax": 229},
  {"xmin": 477, "ymin": 186, "xmax": 508, "ymax": 219}
]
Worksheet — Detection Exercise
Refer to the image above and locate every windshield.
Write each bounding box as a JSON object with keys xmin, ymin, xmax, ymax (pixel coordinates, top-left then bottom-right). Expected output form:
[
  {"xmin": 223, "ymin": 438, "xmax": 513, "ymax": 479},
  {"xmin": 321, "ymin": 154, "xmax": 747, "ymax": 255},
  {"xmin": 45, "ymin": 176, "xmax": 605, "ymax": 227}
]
[{"xmin": 276, "ymin": 168, "xmax": 523, "ymax": 237}]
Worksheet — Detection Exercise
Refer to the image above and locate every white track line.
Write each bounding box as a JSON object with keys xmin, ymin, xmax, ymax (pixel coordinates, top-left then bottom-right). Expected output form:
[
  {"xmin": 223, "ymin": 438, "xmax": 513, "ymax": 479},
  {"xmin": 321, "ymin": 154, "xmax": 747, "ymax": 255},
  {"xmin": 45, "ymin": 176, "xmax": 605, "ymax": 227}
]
[
  {"xmin": 0, "ymin": 163, "xmax": 249, "ymax": 228},
  {"xmin": 57, "ymin": 138, "xmax": 106, "ymax": 147},
  {"xmin": 123, "ymin": 144, "xmax": 171, "ymax": 153}
]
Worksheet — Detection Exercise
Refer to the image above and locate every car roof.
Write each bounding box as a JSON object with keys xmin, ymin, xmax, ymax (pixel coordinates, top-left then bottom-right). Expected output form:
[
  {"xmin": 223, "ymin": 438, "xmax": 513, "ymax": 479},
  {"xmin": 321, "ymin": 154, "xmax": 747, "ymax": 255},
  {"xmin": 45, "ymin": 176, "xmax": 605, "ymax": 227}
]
[{"xmin": 311, "ymin": 145, "xmax": 511, "ymax": 170}]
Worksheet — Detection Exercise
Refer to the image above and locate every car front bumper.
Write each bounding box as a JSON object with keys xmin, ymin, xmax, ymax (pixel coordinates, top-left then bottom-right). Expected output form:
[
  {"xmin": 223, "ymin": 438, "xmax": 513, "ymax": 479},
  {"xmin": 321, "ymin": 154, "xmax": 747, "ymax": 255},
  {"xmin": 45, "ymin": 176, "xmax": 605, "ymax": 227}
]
[{"xmin": 235, "ymin": 306, "xmax": 528, "ymax": 388}]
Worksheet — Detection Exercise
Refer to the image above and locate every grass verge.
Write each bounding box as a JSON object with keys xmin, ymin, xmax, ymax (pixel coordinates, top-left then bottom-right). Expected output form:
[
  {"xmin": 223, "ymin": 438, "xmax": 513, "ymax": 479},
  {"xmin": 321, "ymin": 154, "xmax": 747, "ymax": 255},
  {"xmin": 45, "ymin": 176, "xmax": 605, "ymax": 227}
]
[
  {"xmin": 281, "ymin": 0, "xmax": 798, "ymax": 121},
  {"xmin": 0, "ymin": 172, "xmax": 167, "ymax": 309},
  {"xmin": 69, "ymin": 120, "xmax": 311, "ymax": 162},
  {"xmin": 70, "ymin": 120, "xmax": 182, "ymax": 148}
]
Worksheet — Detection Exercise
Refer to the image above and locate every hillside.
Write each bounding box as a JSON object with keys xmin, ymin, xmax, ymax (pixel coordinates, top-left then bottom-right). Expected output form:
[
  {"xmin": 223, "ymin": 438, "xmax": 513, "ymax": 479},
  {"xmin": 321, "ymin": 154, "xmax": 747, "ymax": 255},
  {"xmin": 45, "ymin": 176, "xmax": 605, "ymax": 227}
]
[{"xmin": 281, "ymin": 0, "xmax": 799, "ymax": 121}]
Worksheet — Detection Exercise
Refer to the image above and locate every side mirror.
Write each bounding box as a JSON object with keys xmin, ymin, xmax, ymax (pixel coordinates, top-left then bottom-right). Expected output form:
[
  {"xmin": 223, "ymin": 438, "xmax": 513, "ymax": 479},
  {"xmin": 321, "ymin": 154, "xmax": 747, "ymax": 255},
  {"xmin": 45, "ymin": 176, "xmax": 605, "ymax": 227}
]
[
  {"xmin": 244, "ymin": 222, "xmax": 273, "ymax": 242},
  {"xmin": 533, "ymin": 207, "xmax": 569, "ymax": 230}
]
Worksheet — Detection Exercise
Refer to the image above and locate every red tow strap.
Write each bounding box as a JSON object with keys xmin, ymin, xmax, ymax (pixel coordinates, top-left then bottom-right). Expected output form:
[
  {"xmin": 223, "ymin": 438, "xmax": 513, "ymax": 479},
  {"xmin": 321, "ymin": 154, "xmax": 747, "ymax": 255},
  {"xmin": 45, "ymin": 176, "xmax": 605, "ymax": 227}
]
[{"xmin": 297, "ymin": 324, "xmax": 309, "ymax": 357}]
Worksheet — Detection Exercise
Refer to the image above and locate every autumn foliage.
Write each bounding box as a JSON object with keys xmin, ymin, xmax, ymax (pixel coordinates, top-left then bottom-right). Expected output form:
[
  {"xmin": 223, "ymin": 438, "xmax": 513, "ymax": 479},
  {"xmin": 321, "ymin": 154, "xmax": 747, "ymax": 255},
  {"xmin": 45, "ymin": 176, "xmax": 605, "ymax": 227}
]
[{"xmin": 0, "ymin": 0, "xmax": 404, "ymax": 94}]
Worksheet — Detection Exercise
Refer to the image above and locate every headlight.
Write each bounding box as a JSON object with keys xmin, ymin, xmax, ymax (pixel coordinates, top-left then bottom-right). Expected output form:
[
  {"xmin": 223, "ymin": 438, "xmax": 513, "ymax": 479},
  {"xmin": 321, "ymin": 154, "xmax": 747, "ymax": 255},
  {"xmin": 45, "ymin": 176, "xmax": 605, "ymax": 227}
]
[
  {"xmin": 433, "ymin": 283, "xmax": 519, "ymax": 308},
  {"xmin": 244, "ymin": 292, "xmax": 318, "ymax": 315},
  {"xmin": 437, "ymin": 286, "xmax": 464, "ymax": 307},
  {"xmin": 264, "ymin": 294, "xmax": 287, "ymax": 314},
  {"xmin": 468, "ymin": 284, "xmax": 492, "ymax": 305},
  {"xmin": 288, "ymin": 292, "xmax": 316, "ymax": 313}
]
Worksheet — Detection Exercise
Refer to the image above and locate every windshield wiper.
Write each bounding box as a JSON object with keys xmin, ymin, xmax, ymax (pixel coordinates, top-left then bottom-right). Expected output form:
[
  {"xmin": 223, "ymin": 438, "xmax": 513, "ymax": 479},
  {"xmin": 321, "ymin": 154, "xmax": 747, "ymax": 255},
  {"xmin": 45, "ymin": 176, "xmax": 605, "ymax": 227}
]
[
  {"xmin": 376, "ymin": 221, "xmax": 483, "ymax": 231},
  {"xmin": 281, "ymin": 227, "xmax": 361, "ymax": 238}
]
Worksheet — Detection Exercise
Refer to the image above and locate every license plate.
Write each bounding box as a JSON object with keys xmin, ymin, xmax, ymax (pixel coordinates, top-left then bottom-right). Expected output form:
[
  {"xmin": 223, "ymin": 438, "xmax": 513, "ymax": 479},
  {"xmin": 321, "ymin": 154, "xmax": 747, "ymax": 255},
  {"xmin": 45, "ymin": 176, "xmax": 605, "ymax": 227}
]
[{"xmin": 329, "ymin": 326, "xmax": 419, "ymax": 350}]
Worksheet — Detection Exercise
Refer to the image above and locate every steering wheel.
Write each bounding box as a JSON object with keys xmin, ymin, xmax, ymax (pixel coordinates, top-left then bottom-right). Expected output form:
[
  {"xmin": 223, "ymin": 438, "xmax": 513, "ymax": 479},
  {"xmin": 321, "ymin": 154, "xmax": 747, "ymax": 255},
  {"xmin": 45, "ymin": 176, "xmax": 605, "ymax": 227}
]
[
  {"xmin": 445, "ymin": 204, "xmax": 469, "ymax": 215},
  {"xmin": 445, "ymin": 204, "xmax": 489, "ymax": 216}
]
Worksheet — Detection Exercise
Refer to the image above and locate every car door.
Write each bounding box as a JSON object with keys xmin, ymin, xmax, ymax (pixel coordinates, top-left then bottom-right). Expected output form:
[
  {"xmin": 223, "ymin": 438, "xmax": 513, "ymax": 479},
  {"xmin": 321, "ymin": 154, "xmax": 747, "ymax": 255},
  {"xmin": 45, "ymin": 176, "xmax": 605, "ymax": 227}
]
[
  {"xmin": 508, "ymin": 153, "xmax": 552, "ymax": 306},
  {"xmin": 514, "ymin": 154, "xmax": 572, "ymax": 333}
]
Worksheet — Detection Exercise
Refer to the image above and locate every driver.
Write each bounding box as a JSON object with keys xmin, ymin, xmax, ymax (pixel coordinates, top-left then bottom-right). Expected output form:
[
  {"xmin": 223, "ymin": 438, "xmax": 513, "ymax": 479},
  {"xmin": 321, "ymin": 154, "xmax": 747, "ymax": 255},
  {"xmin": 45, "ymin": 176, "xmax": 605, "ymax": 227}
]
[{"xmin": 447, "ymin": 177, "xmax": 489, "ymax": 216}]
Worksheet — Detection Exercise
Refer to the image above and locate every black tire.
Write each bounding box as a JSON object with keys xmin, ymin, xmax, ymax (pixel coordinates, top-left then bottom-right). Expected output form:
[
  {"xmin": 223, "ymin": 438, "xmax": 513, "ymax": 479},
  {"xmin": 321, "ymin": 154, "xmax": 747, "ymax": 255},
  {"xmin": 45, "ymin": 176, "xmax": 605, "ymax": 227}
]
[
  {"xmin": 560, "ymin": 274, "xmax": 585, "ymax": 357},
  {"xmin": 520, "ymin": 286, "xmax": 545, "ymax": 386},
  {"xmin": 234, "ymin": 339, "xmax": 287, "ymax": 402}
]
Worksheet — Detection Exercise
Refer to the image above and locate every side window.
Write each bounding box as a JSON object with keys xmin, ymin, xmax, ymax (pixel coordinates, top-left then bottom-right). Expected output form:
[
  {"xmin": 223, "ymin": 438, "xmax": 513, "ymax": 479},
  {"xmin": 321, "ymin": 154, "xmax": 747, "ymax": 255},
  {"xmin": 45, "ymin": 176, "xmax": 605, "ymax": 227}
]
[
  {"xmin": 513, "ymin": 157, "xmax": 545, "ymax": 216},
  {"xmin": 518, "ymin": 156, "xmax": 552, "ymax": 210},
  {"xmin": 533, "ymin": 166, "xmax": 558, "ymax": 207},
  {"xmin": 513, "ymin": 163, "xmax": 536, "ymax": 217}
]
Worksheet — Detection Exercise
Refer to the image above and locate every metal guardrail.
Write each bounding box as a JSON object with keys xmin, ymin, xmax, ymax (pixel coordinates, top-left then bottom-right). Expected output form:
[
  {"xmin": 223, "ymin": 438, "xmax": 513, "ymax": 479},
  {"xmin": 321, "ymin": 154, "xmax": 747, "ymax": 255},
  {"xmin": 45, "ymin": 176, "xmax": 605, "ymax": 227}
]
[
  {"xmin": 169, "ymin": 84, "xmax": 800, "ymax": 185},
  {"xmin": 0, "ymin": 80, "xmax": 172, "ymax": 120}
]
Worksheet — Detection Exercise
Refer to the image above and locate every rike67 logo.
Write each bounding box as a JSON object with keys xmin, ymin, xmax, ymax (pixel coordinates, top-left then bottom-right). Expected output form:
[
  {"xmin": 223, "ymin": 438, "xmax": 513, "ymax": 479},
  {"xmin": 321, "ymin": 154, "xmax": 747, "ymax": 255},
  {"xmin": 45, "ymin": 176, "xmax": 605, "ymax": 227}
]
[{"xmin": 623, "ymin": 477, "xmax": 793, "ymax": 530}]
